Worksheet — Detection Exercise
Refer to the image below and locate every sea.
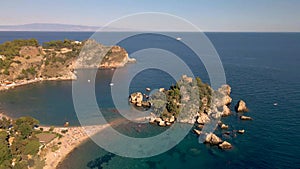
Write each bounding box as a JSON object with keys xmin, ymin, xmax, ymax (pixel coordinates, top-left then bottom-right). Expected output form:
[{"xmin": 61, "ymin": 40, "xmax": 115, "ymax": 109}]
[{"xmin": 0, "ymin": 31, "xmax": 299, "ymax": 169}]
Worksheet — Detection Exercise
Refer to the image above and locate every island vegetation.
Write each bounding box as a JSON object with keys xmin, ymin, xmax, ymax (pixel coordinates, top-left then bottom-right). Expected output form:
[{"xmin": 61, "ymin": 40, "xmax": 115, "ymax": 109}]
[
  {"xmin": 0, "ymin": 38, "xmax": 135, "ymax": 91},
  {"xmin": 130, "ymin": 75, "xmax": 251, "ymax": 149}
]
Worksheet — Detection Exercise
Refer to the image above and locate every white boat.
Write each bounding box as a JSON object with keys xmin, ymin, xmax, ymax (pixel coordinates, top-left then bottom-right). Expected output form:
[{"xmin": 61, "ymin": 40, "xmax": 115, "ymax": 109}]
[
  {"xmin": 273, "ymin": 103, "xmax": 278, "ymax": 106},
  {"xmin": 176, "ymin": 37, "xmax": 182, "ymax": 41},
  {"xmin": 110, "ymin": 83, "xmax": 114, "ymax": 86}
]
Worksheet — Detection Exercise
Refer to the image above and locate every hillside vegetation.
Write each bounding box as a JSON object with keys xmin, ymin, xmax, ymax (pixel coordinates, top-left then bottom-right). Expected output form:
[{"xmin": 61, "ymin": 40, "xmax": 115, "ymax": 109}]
[
  {"xmin": 0, "ymin": 39, "xmax": 132, "ymax": 83},
  {"xmin": 0, "ymin": 116, "xmax": 50, "ymax": 169}
]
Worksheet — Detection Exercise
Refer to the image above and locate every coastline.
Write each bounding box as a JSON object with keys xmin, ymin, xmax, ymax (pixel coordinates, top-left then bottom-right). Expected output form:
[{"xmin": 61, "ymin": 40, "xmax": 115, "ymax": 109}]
[
  {"xmin": 0, "ymin": 112, "xmax": 151, "ymax": 169},
  {"xmin": 41, "ymin": 115, "xmax": 151, "ymax": 169},
  {"xmin": 41, "ymin": 124, "xmax": 110, "ymax": 169},
  {"xmin": 0, "ymin": 112, "xmax": 108, "ymax": 169},
  {"xmin": 0, "ymin": 76, "xmax": 74, "ymax": 92}
]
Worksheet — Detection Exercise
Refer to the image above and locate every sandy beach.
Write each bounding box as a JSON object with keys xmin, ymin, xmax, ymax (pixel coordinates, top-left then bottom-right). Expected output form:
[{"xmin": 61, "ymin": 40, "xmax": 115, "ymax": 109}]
[
  {"xmin": 41, "ymin": 125, "xmax": 110, "ymax": 169},
  {"xmin": 1, "ymin": 106, "xmax": 151, "ymax": 169},
  {"xmin": 41, "ymin": 115, "xmax": 151, "ymax": 169}
]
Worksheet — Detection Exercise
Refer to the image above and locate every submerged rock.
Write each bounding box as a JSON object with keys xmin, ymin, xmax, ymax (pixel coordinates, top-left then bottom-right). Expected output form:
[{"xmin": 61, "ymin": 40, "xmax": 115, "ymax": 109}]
[
  {"xmin": 235, "ymin": 100, "xmax": 249, "ymax": 112},
  {"xmin": 224, "ymin": 131, "xmax": 231, "ymax": 135},
  {"xmin": 218, "ymin": 141, "xmax": 232, "ymax": 149}
]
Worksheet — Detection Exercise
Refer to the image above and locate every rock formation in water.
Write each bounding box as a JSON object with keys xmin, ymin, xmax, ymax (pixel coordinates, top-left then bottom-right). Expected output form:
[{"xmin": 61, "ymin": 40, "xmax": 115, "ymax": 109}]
[
  {"xmin": 129, "ymin": 92, "xmax": 143, "ymax": 107},
  {"xmin": 238, "ymin": 129, "xmax": 245, "ymax": 134},
  {"xmin": 129, "ymin": 75, "xmax": 252, "ymax": 151},
  {"xmin": 218, "ymin": 141, "xmax": 232, "ymax": 149},
  {"xmin": 220, "ymin": 123, "xmax": 229, "ymax": 129},
  {"xmin": 204, "ymin": 133, "xmax": 223, "ymax": 145},
  {"xmin": 221, "ymin": 105, "xmax": 231, "ymax": 117},
  {"xmin": 235, "ymin": 100, "xmax": 249, "ymax": 112},
  {"xmin": 240, "ymin": 115, "xmax": 252, "ymax": 120}
]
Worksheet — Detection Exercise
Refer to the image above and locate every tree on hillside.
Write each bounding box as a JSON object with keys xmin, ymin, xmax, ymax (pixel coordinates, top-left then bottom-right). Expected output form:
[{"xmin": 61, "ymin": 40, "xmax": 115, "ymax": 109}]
[
  {"xmin": 18, "ymin": 123, "xmax": 32, "ymax": 139},
  {"xmin": 0, "ymin": 131, "xmax": 11, "ymax": 166},
  {"xmin": 23, "ymin": 139, "xmax": 40, "ymax": 155},
  {"xmin": 0, "ymin": 117, "xmax": 11, "ymax": 129},
  {"xmin": 15, "ymin": 117, "xmax": 39, "ymax": 127}
]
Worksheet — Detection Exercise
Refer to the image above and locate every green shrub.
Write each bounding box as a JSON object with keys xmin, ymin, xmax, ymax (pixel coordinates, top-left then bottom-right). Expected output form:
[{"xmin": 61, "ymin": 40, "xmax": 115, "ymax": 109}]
[
  {"xmin": 42, "ymin": 39, "xmax": 74, "ymax": 50},
  {"xmin": 49, "ymin": 126, "xmax": 55, "ymax": 132}
]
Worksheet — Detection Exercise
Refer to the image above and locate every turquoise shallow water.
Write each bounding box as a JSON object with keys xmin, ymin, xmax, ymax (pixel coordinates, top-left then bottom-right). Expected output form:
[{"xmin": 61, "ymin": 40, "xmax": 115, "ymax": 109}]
[{"xmin": 0, "ymin": 32, "xmax": 299, "ymax": 168}]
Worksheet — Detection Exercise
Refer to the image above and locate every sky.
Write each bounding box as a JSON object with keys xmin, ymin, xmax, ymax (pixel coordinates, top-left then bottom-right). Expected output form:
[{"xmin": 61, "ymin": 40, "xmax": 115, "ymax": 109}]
[{"xmin": 1, "ymin": 0, "xmax": 300, "ymax": 32}]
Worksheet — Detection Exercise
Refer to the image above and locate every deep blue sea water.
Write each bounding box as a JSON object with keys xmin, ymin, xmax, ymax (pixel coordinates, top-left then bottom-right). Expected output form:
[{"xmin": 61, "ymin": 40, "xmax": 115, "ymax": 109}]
[{"xmin": 0, "ymin": 32, "xmax": 299, "ymax": 169}]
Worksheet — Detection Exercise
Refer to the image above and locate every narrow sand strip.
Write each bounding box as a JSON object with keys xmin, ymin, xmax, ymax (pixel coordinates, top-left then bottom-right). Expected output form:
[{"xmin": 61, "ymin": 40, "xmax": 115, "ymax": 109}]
[{"xmin": 41, "ymin": 124, "xmax": 110, "ymax": 169}]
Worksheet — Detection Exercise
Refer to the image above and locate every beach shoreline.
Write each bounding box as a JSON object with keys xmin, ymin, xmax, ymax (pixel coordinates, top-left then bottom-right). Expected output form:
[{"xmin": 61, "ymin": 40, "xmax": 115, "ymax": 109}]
[
  {"xmin": 0, "ymin": 112, "xmax": 151, "ymax": 169},
  {"xmin": 41, "ymin": 124, "xmax": 110, "ymax": 169},
  {"xmin": 0, "ymin": 76, "xmax": 74, "ymax": 92},
  {"xmin": 43, "ymin": 115, "xmax": 151, "ymax": 169},
  {"xmin": 0, "ymin": 112, "xmax": 109, "ymax": 169}
]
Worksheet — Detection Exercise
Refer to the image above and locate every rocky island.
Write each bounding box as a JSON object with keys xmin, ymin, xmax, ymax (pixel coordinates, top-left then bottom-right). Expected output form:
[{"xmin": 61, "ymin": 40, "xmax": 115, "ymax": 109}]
[
  {"xmin": 0, "ymin": 39, "xmax": 135, "ymax": 91},
  {"xmin": 129, "ymin": 75, "xmax": 253, "ymax": 150}
]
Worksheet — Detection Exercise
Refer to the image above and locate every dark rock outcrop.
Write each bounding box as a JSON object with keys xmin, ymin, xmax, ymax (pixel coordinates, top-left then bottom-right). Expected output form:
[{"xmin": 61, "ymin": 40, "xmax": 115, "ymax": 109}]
[{"xmin": 235, "ymin": 100, "xmax": 249, "ymax": 112}]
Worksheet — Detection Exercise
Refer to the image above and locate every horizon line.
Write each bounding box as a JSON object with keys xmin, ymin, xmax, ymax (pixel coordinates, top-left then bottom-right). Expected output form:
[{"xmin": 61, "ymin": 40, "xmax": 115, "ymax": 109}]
[
  {"xmin": 0, "ymin": 30, "xmax": 299, "ymax": 33},
  {"xmin": 0, "ymin": 23, "xmax": 299, "ymax": 33}
]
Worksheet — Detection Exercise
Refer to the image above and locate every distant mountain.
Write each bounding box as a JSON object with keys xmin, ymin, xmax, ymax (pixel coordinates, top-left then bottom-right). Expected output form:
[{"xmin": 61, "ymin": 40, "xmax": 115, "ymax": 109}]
[{"xmin": 0, "ymin": 23, "xmax": 101, "ymax": 31}]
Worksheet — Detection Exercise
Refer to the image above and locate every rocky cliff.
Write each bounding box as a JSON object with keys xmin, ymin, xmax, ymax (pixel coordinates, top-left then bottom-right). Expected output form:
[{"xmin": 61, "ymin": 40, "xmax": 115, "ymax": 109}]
[{"xmin": 75, "ymin": 39, "xmax": 135, "ymax": 69}]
